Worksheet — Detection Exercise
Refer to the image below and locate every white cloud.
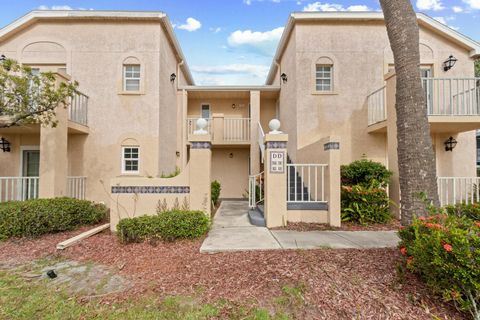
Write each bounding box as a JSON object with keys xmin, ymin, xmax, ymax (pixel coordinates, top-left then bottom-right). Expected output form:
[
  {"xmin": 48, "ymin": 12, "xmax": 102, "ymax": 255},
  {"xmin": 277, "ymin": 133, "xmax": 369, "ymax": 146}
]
[
  {"xmin": 416, "ymin": 0, "xmax": 445, "ymax": 11},
  {"xmin": 303, "ymin": 2, "xmax": 370, "ymax": 11},
  {"xmin": 210, "ymin": 27, "xmax": 222, "ymax": 33},
  {"xmin": 177, "ymin": 17, "xmax": 201, "ymax": 32},
  {"xmin": 463, "ymin": 0, "xmax": 480, "ymax": 9},
  {"xmin": 191, "ymin": 64, "xmax": 270, "ymax": 85},
  {"xmin": 433, "ymin": 16, "xmax": 459, "ymax": 30},
  {"xmin": 244, "ymin": 0, "xmax": 252, "ymax": 4},
  {"xmin": 37, "ymin": 5, "xmax": 92, "ymax": 10},
  {"xmin": 452, "ymin": 6, "xmax": 464, "ymax": 12},
  {"xmin": 228, "ymin": 27, "xmax": 284, "ymax": 47}
]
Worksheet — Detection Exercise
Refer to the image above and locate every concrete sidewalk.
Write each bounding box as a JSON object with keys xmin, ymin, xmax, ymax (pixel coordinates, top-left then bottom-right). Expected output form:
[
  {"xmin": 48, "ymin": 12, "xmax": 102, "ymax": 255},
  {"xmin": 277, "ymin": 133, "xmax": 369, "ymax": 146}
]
[{"xmin": 200, "ymin": 201, "xmax": 400, "ymax": 253}]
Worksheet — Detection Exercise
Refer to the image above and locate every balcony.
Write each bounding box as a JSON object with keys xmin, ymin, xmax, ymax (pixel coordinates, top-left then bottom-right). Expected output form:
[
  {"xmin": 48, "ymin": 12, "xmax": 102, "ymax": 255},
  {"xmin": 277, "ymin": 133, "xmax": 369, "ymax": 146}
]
[
  {"xmin": 187, "ymin": 115, "xmax": 251, "ymax": 145},
  {"xmin": 367, "ymin": 77, "xmax": 480, "ymax": 133}
]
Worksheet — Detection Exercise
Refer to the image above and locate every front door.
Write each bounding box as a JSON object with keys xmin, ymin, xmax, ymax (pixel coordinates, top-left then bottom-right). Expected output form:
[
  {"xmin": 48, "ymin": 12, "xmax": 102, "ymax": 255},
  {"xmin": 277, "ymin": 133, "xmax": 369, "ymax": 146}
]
[{"xmin": 21, "ymin": 149, "xmax": 40, "ymax": 200}]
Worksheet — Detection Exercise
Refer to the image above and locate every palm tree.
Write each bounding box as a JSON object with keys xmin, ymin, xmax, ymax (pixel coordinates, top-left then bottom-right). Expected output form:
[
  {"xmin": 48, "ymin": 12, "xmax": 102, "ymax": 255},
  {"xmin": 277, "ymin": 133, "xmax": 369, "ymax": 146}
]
[{"xmin": 379, "ymin": 0, "xmax": 440, "ymax": 224}]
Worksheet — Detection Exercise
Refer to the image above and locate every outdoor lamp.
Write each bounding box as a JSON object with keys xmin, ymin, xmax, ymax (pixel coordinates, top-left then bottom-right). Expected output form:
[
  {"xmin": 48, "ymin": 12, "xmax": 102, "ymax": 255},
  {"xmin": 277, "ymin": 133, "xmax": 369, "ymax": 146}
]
[
  {"xmin": 0, "ymin": 54, "xmax": 6, "ymax": 62},
  {"xmin": 170, "ymin": 73, "xmax": 177, "ymax": 82},
  {"xmin": 444, "ymin": 136, "xmax": 457, "ymax": 151},
  {"xmin": 0, "ymin": 137, "xmax": 11, "ymax": 152},
  {"xmin": 280, "ymin": 73, "xmax": 288, "ymax": 83},
  {"xmin": 443, "ymin": 55, "xmax": 457, "ymax": 71},
  {"xmin": 232, "ymin": 103, "xmax": 236, "ymax": 109}
]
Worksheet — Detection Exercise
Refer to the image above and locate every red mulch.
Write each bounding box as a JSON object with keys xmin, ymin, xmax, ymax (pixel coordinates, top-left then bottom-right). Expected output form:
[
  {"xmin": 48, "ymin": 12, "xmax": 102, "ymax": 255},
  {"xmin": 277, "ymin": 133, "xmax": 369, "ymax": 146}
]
[
  {"xmin": 0, "ymin": 227, "xmax": 464, "ymax": 319},
  {"xmin": 274, "ymin": 220, "xmax": 401, "ymax": 232}
]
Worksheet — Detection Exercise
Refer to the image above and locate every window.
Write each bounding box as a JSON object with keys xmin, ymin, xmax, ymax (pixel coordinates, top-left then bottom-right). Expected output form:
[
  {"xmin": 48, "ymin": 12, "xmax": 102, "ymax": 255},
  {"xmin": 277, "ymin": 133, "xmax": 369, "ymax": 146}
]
[
  {"xmin": 315, "ymin": 65, "xmax": 333, "ymax": 92},
  {"xmin": 122, "ymin": 146, "xmax": 139, "ymax": 174},
  {"xmin": 201, "ymin": 104, "xmax": 210, "ymax": 119},
  {"xmin": 123, "ymin": 65, "xmax": 141, "ymax": 92}
]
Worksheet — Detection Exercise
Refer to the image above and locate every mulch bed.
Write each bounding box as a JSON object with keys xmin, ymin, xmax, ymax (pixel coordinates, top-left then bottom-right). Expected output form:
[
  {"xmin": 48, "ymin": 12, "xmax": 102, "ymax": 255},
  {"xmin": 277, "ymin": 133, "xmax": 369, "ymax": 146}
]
[
  {"xmin": 273, "ymin": 220, "xmax": 402, "ymax": 232},
  {"xmin": 0, "ymin": 226, "xmax": 464, "ymax": 319}
]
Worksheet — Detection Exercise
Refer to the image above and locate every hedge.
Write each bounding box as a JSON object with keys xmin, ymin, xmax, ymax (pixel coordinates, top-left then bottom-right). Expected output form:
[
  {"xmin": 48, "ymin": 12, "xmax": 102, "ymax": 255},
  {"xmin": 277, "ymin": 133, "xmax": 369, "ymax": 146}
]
[
  {"xmin": 341, "ymin": 159, "xmax": 392, "ymax": 187},
  {"xmin": 398, "ymin": 214, "xmax": 480, "ymax": 319},
  {"xmin": 0, "ymin": 197, "xmax": 107, "ymax": 240},
  {"xmin": 341, "ymin": 185, "xmax": 391, "ymax": 224},
  {"xmin": 445, "ymin": 202, "xmax": 480, "ymax": 221},
  {"xmin": 117, "ymin": 210, "xmax": 210, "ymax": 243}
]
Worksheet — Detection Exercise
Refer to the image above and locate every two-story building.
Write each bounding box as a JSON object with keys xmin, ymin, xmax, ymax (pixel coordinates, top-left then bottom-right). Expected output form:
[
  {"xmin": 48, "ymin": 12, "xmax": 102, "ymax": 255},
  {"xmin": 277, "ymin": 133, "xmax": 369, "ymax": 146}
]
[{"xmin": 0, "ymin": 10, "xmax": 479, "ymax": 227}]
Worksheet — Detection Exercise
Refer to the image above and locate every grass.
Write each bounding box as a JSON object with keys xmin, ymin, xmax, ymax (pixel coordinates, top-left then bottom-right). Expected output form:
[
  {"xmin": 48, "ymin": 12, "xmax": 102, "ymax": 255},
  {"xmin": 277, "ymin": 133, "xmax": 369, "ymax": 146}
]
[{"xmin": 0, "ymin": 270, "xmax": 302, "ymax": 320}]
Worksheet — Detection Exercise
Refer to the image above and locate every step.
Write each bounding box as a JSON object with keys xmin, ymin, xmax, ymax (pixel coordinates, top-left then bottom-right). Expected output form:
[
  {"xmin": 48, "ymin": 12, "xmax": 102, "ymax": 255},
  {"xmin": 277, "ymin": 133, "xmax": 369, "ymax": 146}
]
[{"xmin": 248, "ymin": 208, "xmax": 266, "ymax": 227}]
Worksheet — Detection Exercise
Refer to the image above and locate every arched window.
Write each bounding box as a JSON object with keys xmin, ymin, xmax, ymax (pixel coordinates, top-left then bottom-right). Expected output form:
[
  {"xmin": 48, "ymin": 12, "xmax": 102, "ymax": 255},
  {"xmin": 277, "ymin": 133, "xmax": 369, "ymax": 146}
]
[
  {"xmin": 122, "ymin": 57, "xmax": 141, "ymax": 92},
  {"xmin": 315, "ymin": 57, "xmax": 334, "ymax": 92}
]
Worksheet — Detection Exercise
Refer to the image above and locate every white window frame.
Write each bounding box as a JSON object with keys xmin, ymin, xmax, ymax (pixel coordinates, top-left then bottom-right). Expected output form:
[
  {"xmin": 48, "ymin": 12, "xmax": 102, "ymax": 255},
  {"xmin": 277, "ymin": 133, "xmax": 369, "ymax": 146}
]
[
  {"xmin": 121, "ymin": 146, "xmax": 140, "ymax": 175},
  {"xmin": 315, "ymin": 64, "xmax": 333, "ymax": 92},
  {"xmin": 123, "ymin": 65, "xmax": 141, "ymax": 92},
  {"xmin": 200, "ymin": 103, "xmax": 211, "ymax": 119}
]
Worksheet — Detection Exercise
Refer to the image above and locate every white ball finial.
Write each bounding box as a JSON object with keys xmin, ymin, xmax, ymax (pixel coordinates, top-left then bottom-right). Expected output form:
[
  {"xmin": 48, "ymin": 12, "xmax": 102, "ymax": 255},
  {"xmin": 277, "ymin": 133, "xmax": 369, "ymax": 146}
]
[
  {"xmin": 268, "ymin": 119, "xmax": 282, "ymax": 134},
  {"xmin": 194, "ymin": 118, "xmax": 208, "ymax": 135}
]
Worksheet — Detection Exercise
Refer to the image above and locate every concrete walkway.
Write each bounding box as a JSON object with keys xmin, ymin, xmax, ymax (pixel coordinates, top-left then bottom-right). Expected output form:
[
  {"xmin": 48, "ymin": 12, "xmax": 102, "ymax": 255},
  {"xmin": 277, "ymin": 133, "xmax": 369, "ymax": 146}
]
[{"xmin": 200, "ymin": 201, "xmax": 400, "ymax": 253}]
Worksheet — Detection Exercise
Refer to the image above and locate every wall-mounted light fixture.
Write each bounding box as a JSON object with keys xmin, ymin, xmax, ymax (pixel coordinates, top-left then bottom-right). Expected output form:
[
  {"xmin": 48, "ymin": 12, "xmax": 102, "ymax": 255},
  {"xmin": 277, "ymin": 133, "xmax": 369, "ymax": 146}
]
[
  {"xmin": 443, "ymin": 55, "xmax": 457, "ymax": 72},
  {"xmin": 280, "ymin": 73, "xmax": 288, "ymax": 83},
  {"xmin": 176, "ymin": 151, "xmax": 180, "ymax": 157},
  {"xmin": 170, "ymin": 73, "xmax": 177, "ymax": 82},
  {"xmin": 229, "ymin": 153, "xmax": 233, "ymax": 158},
  {"xmin": 0, "ymin": 54, "xmax": 6, "ymax": 62},
  {"xmin": 0, "ymin": 137, "xmax": 11, "ymax": 152},
  {"xmin": 444, "ymin": 136, "xmax": 457, "ymax": 151},
  {"xmin": 232, "ymin": 103, "xmax": 236, "ymax": 109}
]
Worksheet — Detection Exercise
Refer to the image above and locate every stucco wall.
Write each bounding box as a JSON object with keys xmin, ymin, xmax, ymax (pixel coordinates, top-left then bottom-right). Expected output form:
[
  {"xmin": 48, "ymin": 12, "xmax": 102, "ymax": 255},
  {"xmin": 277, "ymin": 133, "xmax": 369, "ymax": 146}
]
[{"xmin": 211, "ymin": 147, "xmax": 249, "ymax": 199}]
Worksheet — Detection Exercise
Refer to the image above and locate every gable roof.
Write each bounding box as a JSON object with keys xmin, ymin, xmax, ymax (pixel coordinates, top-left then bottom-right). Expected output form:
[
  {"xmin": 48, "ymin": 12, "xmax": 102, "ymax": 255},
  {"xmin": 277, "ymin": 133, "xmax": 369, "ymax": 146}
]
[
  {"xmin": 0, "ymin": 10, "xmax": 194, "ymax": 85},
  {"xmin": 265, "ymin": 11, "xmax": 480, "ymax": 85}
]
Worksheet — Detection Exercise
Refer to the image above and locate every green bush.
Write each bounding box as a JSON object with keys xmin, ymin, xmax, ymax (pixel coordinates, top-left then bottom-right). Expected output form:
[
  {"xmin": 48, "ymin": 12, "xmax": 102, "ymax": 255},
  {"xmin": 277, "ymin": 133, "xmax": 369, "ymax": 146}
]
[
  {"xmin": 0, "ymin": 197, "xmax": 107, "ymax": 241},
  {"xmin": 398, "ymin": 214, "xmax": 480, "ymax": 319},
  {"xmin": 211, "ymin": 180, "xmax": 221, "ymax": 205},
  {"xmin": 117, "ymin": 210, "xmax": 210, "ymax": 243},
  {"xmin": 341, "ymin": 185, "xmax": 391, "ymax": 224},
  {"xmin": 341, "ymin": 159, "xmax": 392, "ymax": 187},
  {"xmin": 445, "ymin": 202, "xmax": 480, "ymax": 221}
]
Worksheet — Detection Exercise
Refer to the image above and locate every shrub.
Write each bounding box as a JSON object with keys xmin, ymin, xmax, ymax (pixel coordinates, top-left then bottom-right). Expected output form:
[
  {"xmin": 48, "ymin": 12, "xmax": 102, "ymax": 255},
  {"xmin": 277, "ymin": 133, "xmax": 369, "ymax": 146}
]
[
  {"xmin": 117, "ymin": 210, "xmax": 210, "ymax": 243},
  {"xmin": 398, "ymin": 214, "xmax": 480, "ymax": 319},
  {"xmin": 445, "ymin": 202, "xmax": 480, "ymax": 221},
  {"xmin": 211, "ymin": 180, "xmax": 221, "ymax": 205},
  {"xmin": 341, "ymin": 185, "xmax": 391, "ymax": 224},
  {"xmin": 0, "ymin": 197, "xmax": 107, "ymax": 241},
  {"xmin": 341, "ymin": 159, "xmax": 392, "ymax": 187}
]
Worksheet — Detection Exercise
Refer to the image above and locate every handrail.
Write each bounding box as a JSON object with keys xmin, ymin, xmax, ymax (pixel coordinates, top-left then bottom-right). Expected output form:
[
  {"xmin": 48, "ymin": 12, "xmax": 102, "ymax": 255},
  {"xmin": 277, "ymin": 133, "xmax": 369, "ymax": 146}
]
[
  {"xmin": 248, "ymin": 171, "xmax": 264, "ymax": 209},
  {"xmin": 258, "ymin": 122, "xmax": 265, "ymax": 163},
  {"xmin": 286, "ymin": 163, "xmax": 327, "ymax": 203}
]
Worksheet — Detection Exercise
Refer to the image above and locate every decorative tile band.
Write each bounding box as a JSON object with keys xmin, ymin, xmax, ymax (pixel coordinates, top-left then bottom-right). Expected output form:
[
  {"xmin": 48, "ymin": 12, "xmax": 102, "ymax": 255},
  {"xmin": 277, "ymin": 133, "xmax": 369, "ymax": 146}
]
[
  {"xmin": 111, "ymin": 186, "xmax": 190, "ymax": 194},
  {"xmin": 266, "ymin": 141, "xmax": 287, "ymax": 149},
  {"xmin": 191, "ymin": 141, "xmax": 212, "ymax": 149},
  {"xmin": 324, "ymin": 142, "xmax": 340, "ymax": 151}
]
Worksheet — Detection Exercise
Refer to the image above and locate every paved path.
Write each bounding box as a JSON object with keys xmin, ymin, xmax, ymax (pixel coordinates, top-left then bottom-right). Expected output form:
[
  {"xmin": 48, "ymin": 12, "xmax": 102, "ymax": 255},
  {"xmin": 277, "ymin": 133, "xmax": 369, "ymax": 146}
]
[{"xmin": 200, "ymin": 201, "xmax": 400, "ymax": 253}]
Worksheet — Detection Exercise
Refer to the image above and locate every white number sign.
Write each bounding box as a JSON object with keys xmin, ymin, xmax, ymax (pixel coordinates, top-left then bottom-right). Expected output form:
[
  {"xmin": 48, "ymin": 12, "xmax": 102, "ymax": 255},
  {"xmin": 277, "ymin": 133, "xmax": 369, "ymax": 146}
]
[{"xmin": 270, "ymin": 151, "xmax": 285, "ymax": 173}]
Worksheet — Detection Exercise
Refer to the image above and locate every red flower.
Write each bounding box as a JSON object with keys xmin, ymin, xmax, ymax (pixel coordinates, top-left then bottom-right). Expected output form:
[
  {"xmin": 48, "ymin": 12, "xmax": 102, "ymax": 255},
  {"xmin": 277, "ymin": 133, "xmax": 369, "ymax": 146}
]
[
  {"xmin": 400, "ymin": 247, "xmax": 407, "ymax": 255},
  {"xmin": 474, "ymin": 221, "xmax": 480, "ymax": 228},
  {"xmin": 425, "ymin": 223, "xmax": 443, "ymax": 230},
  {"xmin": 443, "ymin": 244, "xmax": 453, "ymax": 252},
  {"xmin": 418, "ymin": 216, "xmax": 426, "ymax": 221},
  {"xmin": 407, "ymin": 256, "xmax": 414, "ymax": 266}
]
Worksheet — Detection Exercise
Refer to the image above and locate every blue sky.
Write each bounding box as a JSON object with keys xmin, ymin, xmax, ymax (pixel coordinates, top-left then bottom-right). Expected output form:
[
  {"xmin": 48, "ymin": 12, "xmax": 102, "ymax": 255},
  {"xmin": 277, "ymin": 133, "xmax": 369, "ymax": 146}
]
[{"xmin": 0, "ymin": 0, "xmax": 479, "ymax": 85}]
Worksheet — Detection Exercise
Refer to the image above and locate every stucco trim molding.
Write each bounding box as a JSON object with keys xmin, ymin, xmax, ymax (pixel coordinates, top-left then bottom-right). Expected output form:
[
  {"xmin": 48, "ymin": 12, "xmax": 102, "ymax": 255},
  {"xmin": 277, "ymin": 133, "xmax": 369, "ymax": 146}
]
[
  {"xmin": 111, "ymin": 186, "xmax": 190, "ymax": 194},
  {"xmin": 191, "ymin": 141, "xmax": 211, "ymax": 149},
  {"xmin": 266, "ymin": 141, "xmax": 287, "ymax": 149},
  {"xmin": 324, "ymin": 142, "xmax": 340, "ymax": 151}
]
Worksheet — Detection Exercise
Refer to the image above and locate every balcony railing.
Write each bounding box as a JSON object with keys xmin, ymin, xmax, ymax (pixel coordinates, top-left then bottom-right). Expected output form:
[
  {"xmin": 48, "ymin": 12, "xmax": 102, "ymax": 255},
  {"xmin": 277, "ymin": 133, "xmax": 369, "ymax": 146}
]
[
  {"xmin": 438, "ymin": 177, "xmax": 480, "ymax": 207},
  {"xmin": 69, "ymin": 91, "xmax": 88, "ymax": 126},
  {"xmin": 187, "ymin": 118, "xmax": 213, "ymax": 137},
  {"xmin": 367, "ymin": 78, "xmax": 480, "ymax": 126},
  {"xmin": 287, "ymin": 164, "xmax": 327, "ymax": 203},
  {"xmin": 0, "ymin": 176, "xmax": 86, "ymax": 202},
  {"xmin": 187, "ymin": 117, "xmax": 251, "ymax": 144}
]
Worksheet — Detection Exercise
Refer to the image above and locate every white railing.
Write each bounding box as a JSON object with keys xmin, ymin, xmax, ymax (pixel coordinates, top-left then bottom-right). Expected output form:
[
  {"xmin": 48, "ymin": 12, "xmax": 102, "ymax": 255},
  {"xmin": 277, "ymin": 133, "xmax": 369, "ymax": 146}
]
[
  {"xmin": 367, "ymin": 86, "xmax": 387, "ymax": 125},
  {"xmin": 422, "ymin": 78, "xmax": 480, "ymax": 116},
  {"xmin": 67, "ymin": 176, "xmax": 87, "ymax": 200},
  {"xmin": 187, "ymin": 118, "xmax": 212, "ymax": 136},
  {"xmin": 438, "ymin": 177, "xmax": 480, "ymax": 206},
  {"xmin": 69, "ymin": 91, "xmax": 88, "ymax": 126},
  {"xmin": 258, "ymin": 122, "xmax": 265, "ymax": 163},
  {"xmin": 248, "ymin": 171, "xmax": 264, "ymax": 209},
  {"xmin": 224, "ymin": 118, "xmax": 251, "ymax": 142},
  {"xmin": 0, "ymin": 177, "xmax": 39, "ymax": 202},
  {"xmin": 287, "ymin": 164, "xmax": 327, "ymax": 203}
]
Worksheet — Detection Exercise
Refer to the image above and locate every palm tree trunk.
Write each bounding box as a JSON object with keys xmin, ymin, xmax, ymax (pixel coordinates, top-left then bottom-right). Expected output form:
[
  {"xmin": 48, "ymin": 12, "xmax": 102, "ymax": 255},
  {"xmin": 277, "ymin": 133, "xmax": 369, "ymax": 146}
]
[{"xmin": 380, "ymin": 0, "xmax": 440, "ymax": 224}]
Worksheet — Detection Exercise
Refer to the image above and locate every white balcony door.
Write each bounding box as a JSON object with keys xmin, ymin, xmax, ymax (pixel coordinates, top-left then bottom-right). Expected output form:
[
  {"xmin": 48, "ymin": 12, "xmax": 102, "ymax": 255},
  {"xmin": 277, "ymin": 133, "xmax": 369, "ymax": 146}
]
[
  {"xmin": 20, "ymin": 147, "xmax": 40, "ymax": 200},
  {"xmin": 421, "ymin": 68, "xmax": 433, "ymax": 113}
]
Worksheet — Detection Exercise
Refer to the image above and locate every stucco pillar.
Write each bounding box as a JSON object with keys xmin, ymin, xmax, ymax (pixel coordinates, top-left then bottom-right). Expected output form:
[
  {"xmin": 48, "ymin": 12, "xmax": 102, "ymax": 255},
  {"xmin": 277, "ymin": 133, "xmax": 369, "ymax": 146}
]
[
  {"xmin": 39, "ymin": 92, "xmax": 68, "ymax": 198},
  {"xmin": 177, "ymin": 89, "xmax": 188, "ymax": 170},
  {"xmin": 324, "ymin": 137, "xmax": 341, "ymax": 227},
  {"xmin": 250, "ymin": 90, "xmax": 261, "ymax": 174},
  {"xmin": 385, "ymin": 72, "xmax": 400, "ymax": 218},
  {"xmin": 264, "ymin": 132, "xmax": 288, "ymax": 228},
  {"xmin": 189, "ymin": 130, "xmax": 212, "ymax": 216}
]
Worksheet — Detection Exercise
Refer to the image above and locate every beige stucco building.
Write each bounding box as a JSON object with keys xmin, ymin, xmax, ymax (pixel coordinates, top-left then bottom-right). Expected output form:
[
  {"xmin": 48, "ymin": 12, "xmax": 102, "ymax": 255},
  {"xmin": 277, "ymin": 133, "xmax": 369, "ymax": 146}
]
[{"xmin": 0, "ymin": 10, "xmax": 479, "ymax": 227}]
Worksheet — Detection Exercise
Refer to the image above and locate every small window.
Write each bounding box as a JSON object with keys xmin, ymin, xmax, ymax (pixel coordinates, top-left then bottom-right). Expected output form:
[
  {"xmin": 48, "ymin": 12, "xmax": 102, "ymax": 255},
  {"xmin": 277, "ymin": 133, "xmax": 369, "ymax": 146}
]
[
  {"xmin": 201, "ymin": 104, "xmax": 210, "ymax": 119},
  {"xmin": 122, "ymin": 146, "xmax": 139, "ymax": 174},
  {"xmin": 315, "ymin": 65, "xmax": 333, "ymax": 92},
  {"xmin": 124, "ymin": 65, "xmax": 141, "ymax": 92}
]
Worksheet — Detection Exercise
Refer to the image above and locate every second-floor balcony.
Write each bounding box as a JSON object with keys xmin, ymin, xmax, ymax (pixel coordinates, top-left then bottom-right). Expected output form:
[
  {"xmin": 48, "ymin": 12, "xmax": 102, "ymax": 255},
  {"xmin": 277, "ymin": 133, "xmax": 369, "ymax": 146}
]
[
  {"xmin": 187, "ymin": 115, "xmax": 251, "ymax": 145},
  {"xmin": 367, "ymin": 77, "xmax": 480, "ymax": 133}
]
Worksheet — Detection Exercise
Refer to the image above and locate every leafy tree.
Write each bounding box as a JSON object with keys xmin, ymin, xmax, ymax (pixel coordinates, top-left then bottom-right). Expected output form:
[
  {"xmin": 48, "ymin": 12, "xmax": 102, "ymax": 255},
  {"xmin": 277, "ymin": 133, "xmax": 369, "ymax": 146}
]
[
  {"xmin": 380, "ymin": 0, "xmax": 440, "ymax": 225},
  {"xmin": 0, "ymin": 59, "xmax": 77, "ymax": 128}
]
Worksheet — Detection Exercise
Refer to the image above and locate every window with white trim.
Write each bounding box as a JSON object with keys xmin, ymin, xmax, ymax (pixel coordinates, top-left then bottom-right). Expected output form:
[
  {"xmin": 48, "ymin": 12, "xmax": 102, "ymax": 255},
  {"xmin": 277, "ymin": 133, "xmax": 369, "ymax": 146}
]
[
  {"xmin": 122, "ymin": 146, "xmax": 139, "ymax": 174},
  {"xmin": 123, "ymin": 65, "xmax": 141, "ymax": 92},
  {"xmin": 315, "ymin": 65, "xmax": 333, "ymax": 92}
]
